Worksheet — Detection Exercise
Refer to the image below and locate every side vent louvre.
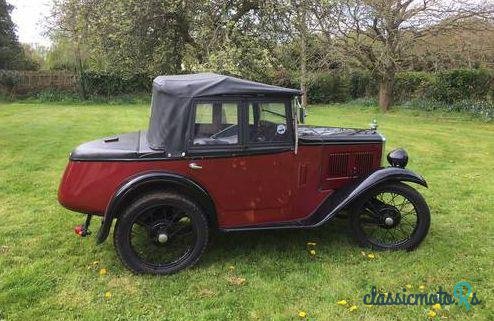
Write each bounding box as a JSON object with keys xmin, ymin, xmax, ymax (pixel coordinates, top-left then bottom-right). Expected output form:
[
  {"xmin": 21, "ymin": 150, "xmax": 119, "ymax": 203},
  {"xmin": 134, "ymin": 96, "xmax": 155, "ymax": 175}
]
[
  {"xmin": 327, "ymin": 152, "xmax": 374, "ymax": 178},
  {"xmin": 354, "ymin": 153, "xmax": 373, "ymax": 176},
  {"xmin": 328, "ymin": 153, "xmax": 349, "ymax": 177}
]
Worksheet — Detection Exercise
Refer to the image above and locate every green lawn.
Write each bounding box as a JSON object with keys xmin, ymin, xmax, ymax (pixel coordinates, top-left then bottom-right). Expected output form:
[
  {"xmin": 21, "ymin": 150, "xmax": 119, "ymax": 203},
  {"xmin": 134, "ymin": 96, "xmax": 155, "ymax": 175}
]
[{"xmin": 0, "ymin": 102, "xmax": 492, "ymax": 321}]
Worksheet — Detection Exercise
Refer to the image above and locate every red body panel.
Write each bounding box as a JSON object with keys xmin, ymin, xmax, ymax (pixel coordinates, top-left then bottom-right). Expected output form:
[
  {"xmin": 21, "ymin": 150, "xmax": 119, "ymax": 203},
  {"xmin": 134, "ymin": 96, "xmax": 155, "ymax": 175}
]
[{"xmin": 58, "ymin": 144, "xmax": 382, "ymax": 228}]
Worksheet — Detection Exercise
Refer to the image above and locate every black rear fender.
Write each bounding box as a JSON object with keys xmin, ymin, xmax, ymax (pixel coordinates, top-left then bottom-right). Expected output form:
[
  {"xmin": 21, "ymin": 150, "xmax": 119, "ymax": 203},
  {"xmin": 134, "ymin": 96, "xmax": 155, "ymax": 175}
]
[{"xmin": 96, "ymin": 172, "xmax": 216, "ymax": 244}]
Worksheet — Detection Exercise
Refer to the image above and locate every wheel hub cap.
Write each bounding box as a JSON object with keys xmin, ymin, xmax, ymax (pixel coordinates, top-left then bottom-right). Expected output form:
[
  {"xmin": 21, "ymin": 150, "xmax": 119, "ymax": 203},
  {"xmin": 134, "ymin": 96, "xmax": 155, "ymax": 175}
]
[
  {"xmin": 157, "ymin": 233, "xmax": 168, "ymax": 243},
  {"xmin": 384, "ymin": 217, "xmax": 394, "ymax": 226}
]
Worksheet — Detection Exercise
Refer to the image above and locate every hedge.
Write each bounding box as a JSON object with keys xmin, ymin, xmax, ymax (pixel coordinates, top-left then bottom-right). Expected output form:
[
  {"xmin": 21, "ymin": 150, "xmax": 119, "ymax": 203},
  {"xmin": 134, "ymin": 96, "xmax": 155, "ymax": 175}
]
[
  {"xmin": 302, "ymin": 69, "xmax": 493, "ymax": 105},
  {"xmin": 80, "ymin": 72, "xmax": 151, "ymax": 96}
]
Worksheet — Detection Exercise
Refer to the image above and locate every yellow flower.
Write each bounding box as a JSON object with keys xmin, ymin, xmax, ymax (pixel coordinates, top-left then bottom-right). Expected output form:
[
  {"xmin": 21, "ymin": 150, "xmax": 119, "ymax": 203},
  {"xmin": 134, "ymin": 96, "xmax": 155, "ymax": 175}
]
[
  {"xmin": 427, "ymin": 310, "xmax": 437, "ymax": 318},
  {"xmin": 307, "ymin": 242, "xmax": 317, "ymax": 246},
  {"xmin": 298, "ymin": 311, "xmax": 307, "ymax": 318},
  {"xmin": 337, "ymin": 300, "xmax": 348, "ymax": 306},
  {"xmin": 367, "ymin": 253, "xmax": 375, "ymax": 259},
  {"xmin": 309, "ymin": 249, "xmax": 316, "ymax": 256},
  {"xmin": 99, "ymin": 268, "xmax": 107, "ymax": 276},
  {"xmin": 104, "ymin": 291, "xmax": 112, "ymax": 299},
  {"xmin": 349, "ymin": 305, "xmax": 357, "ymax": 312},
  {"xmin": 432, "ymin": 303, "xmax": 441, "ymax": 311},
  {"xmin": 469, "ymin": 292, "xmax": 473, "ymax": 298},
  {"xmin": 419, "ymin": 285, "xmax": 426, "ymax": 291},
  {"xmin": 405, "ymin": 284, "xmax": 412, "ymax": 289}
]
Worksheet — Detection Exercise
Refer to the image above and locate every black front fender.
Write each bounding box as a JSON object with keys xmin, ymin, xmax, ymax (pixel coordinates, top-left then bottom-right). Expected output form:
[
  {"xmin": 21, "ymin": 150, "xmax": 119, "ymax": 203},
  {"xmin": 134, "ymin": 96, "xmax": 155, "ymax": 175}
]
[
  {"xmin": 313, "ymin": 167, "xmax": 427, "ymax": 227},
  {"xmin": 95, "ymin": 171, "xmax": 216, "ymax": 244}
]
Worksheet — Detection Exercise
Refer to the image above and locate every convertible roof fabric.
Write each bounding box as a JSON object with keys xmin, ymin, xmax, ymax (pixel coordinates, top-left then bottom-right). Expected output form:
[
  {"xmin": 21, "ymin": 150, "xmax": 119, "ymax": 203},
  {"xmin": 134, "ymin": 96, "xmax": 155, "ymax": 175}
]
[{"xmin": 147, "ymin": 73, "xmax": 301, "ymax": 153}]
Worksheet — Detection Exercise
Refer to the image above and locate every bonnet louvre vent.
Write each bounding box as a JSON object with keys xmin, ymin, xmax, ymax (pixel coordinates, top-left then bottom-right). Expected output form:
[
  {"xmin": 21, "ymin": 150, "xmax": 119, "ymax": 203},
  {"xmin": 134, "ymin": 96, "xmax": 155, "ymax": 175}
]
[
  {"xmin": 328, "ymin": 153, "xmax": 350, "ymax": 177},
  {"xmin": 328, "ymin": 152, "xmax": 374, "ymax": 178},
  {"xmin": 354, "ymin": 152, "xmax": 374, "ymax": 176}
]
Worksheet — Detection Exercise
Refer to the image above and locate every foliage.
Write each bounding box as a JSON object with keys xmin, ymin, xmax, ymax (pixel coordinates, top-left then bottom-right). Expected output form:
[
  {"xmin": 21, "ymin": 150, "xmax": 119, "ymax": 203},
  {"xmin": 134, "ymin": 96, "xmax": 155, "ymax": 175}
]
[
  {"xmin": 0, "ymin": 0, "xmax": 34, "ymax": 70},
  {"xmin": 307, "ymin": 72, "xmax": 350, "ymax": 104},
  {"xmin": 0, "ymin": 103, "xmax": 492, "ymax": 320},
  {"xmin": 44, "ymin": 37, "xmax": 86, "ymax": 71},
  {"xmin": 432, "ymin": 69, "xmax": 493, "ymax": 103},
  {"xmin": 80, "ymin": 72, "xmax": 151, "ymax": 96},
  {"xmin": 393, "ymin": 72, "xmax": 435, "ymax": 102},
  {"xmin": 0, "ymin": 69, "xmax": 21, "ymax": 90}
]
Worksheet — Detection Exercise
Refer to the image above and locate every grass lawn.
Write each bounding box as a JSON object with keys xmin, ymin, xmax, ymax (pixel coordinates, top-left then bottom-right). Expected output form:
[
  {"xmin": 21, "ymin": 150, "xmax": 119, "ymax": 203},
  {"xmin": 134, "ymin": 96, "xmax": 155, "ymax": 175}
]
[{"xmin": 0, "ymin": 102, "xmax": 492, "ymax": 321}]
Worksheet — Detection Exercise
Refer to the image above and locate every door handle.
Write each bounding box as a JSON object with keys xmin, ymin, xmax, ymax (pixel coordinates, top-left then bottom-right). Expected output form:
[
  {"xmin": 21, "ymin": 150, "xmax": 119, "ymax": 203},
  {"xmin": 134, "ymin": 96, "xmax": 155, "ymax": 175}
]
[{"xmin": 189, "ymin": 162, "xmax": 202, "ymax": 170}]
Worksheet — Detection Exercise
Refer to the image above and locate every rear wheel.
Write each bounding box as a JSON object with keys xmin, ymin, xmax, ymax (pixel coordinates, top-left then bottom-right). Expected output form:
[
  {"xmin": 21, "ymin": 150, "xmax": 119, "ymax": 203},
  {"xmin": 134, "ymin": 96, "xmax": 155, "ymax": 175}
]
[
  {"xmin": 113, "ymin": 192, "xmax": 209, "ymax": 274},
  {"xmin": 349, "ymin": 182, "xmax": 430, "ymax": 251}
]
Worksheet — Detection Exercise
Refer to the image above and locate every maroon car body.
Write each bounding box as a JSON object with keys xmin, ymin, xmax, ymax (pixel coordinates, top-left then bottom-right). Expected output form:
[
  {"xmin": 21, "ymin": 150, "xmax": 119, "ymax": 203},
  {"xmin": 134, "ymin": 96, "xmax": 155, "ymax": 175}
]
[{"xmin": 58, "ymin": 73, "xmax": 430, "ymax": 274}]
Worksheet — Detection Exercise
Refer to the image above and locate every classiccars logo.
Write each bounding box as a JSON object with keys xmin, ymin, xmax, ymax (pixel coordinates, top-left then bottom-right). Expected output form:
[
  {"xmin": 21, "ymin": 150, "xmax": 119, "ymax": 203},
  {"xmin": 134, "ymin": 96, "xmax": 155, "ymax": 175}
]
[{"xmin": 362, "ymin": 281, "xmax": 481, "ymax": 311}]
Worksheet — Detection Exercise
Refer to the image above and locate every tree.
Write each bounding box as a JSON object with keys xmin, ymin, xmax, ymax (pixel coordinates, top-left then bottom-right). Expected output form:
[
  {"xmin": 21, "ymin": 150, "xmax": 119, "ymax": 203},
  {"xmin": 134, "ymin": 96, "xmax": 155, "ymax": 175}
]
[
  {"xmin": 0, "ymin": 0, "xmax": 23, "ymax": 69},
  {"xmin": 313, "ymin": 0, "xmax": 494, "ymax": 111}
]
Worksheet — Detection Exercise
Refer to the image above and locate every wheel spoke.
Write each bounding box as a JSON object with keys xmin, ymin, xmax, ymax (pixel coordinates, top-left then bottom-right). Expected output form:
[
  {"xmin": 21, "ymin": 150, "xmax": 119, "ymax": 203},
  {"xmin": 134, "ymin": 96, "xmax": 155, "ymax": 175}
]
[{"xmin": 356, "ymin": 188, "xmax": 420, "ymax": 247}]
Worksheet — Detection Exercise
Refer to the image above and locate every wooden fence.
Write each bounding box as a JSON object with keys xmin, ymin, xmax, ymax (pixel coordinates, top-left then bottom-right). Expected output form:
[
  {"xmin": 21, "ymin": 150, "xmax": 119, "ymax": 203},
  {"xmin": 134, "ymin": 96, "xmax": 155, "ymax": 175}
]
[{"xmin": 13, "ymin": 71, "xmax": 78, "ymax": 93}]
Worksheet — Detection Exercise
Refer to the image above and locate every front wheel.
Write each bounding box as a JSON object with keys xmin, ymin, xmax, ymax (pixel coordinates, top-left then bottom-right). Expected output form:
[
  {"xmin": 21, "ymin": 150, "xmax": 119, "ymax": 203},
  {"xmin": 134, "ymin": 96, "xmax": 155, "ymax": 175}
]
[
  {"xmin": 113, "ymin": 192, "xmax": 209, "ymax": 274},
  {"xmin": 349, "ymin": 182, "xmax": 430, "ymax": 251}
]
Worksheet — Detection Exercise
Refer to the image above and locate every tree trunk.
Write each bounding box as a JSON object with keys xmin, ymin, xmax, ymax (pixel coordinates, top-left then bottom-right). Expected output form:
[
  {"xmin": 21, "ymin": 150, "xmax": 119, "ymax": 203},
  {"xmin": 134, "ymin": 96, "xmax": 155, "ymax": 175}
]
[{"xmin": 378, "ymin": 75, "xmax": 394, "ymax": 111}]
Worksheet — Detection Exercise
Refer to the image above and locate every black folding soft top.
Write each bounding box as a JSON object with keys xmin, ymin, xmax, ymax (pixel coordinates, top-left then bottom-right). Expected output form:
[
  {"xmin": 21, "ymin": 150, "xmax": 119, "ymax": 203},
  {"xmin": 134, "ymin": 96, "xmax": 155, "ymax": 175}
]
[{"xmin": 147, "ymin": 73, "xmax": 301, "ymax": 154}]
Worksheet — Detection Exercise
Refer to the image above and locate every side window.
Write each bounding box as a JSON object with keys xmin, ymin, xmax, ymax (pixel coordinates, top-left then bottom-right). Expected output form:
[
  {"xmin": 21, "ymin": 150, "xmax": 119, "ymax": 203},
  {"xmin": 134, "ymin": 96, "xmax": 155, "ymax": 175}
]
[
  {"xmin": 247, "ymin": 102, "xmax": 292, "ymax": 144},
  {"xmin": 192, "ymin": 102, "xmax": 239, "ymax": 146}
]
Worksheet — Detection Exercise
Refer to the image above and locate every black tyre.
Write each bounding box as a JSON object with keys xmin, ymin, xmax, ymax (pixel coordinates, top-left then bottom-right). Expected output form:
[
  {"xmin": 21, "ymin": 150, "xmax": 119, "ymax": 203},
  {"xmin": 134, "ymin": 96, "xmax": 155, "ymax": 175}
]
[
  {"xmin": 349, "ymin": 182, "xmax": 430, "ymax": 251},
  {"xmin": 113, "ymin": 192, "xmax": 209, "ymax": 274}
]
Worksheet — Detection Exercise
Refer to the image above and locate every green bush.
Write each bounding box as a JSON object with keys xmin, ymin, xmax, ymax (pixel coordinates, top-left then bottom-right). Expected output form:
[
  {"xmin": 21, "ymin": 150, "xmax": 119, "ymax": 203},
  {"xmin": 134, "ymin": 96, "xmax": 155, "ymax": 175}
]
[
  {"xmin": 0, "ymin": 69, "xmax": 21, "ymax": 91},
  {"xmin": 349, "ymin": 71, "xmax": 377, "ymax": 98},
  {"xmin": 394, "ymin": 71, "xmax": 435, "ymax": 102},
  {"xmin": 431, "ymin": 69, "xmax": 493, "ymax": 103},
  {"xmin": 80, "ymin": 72, "xmax": 151, "ymax": 96},
  {"xmin": 307, "ymin": 72, "xmax": 350, "ymax": 104}
]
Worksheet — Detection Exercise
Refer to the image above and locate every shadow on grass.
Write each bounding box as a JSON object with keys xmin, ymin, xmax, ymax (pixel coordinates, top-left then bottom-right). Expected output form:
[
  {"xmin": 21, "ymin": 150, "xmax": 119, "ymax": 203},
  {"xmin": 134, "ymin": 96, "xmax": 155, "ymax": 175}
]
[{"xmin": 199, "ymin": 217, "xmax": 353, "ymax": 268}]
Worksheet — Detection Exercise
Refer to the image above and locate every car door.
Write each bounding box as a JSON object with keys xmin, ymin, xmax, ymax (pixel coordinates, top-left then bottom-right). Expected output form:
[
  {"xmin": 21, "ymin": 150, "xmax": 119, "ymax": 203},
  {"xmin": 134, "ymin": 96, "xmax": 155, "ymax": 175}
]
[{"xmin": 186, "ymin": 98, "xmax": 298, "ymax": 228}]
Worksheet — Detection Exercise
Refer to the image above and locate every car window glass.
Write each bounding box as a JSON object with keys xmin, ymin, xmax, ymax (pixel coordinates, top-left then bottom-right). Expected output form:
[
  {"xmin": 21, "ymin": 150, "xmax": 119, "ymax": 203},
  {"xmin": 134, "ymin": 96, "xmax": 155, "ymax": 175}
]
[
  {"xmin": 195, "ymin": 103, "xmax": 213, "ymax": 123},
  {"xmin": 192, "ymin": 102, "xmax": 239, "ymax": 146},
  {"xmin": 247, "ymin": 102, "xmax": 291, "ymax": 144}
]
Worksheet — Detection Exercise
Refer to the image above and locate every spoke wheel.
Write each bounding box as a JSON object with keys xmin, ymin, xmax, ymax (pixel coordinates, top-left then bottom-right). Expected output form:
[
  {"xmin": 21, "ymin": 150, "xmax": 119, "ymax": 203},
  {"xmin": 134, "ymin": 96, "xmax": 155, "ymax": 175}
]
[
  {"xmin": 350, "ymin": 182, "xmax": 430, "ymax": 251},
  {"xmin": 114, "ymin": 192, "xmax": 209, "ymax": 274}
]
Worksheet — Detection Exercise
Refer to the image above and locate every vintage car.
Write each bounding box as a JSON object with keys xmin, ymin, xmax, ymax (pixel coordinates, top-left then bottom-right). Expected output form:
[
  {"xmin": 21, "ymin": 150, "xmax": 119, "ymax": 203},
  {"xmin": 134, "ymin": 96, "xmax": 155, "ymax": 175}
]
[{"xmin": 58, "ymin": 73, "xmax": 430, "ymax": 274}]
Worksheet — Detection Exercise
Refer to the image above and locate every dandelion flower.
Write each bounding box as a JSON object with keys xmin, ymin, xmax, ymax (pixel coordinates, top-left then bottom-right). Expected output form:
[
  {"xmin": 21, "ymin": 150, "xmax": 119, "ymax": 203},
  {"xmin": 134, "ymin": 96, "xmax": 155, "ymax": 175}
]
[
  {"xmin": 427, "ymin": 310, "xmax": 437, "ymax": 318},
  {"xmin": 104, "ymin": 291, "xmax": 112, "ymax": 299},
  {"xmin": 309, "ymin": 249, "xmax": 316, "ymax": 256},
  {"xmin": 405, "ymin": 284, "xmax": 412, "ymax": 289},
  {"xmin": 419, "ymin": 285, "xmax": 426, "ymax": 291},
  {"xmin": 367, "ymin": 253, "xmax": 375, "ymax": 259},
  {"xmin": 432, "ymin": 303, "xmax": 441, "ymax": 311},
  {"xmin": 298, "ymin": 311, "xmax": 307, "ymax": 318},
  {"xmin": 349, "ymin": 305, "xmax": 357, "ymax": 312},
  {"xmin": 99, "ymin": 268, "xmax": 107, "ymax": 276},
  {"xmin": 337, "ymin": 300, "xmax": 348, "ymax": 306}
]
